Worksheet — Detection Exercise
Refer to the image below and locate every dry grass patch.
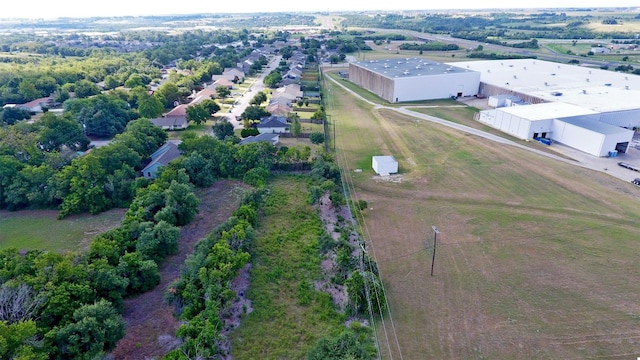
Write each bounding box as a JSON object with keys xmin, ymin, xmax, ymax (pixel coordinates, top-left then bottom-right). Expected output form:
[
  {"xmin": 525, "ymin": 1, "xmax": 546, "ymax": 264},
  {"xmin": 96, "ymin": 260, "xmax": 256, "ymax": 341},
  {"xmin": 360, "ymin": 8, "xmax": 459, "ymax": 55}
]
[{"xmin": 325, "ymin": 71, "xmax": 640, "ymax": 359}]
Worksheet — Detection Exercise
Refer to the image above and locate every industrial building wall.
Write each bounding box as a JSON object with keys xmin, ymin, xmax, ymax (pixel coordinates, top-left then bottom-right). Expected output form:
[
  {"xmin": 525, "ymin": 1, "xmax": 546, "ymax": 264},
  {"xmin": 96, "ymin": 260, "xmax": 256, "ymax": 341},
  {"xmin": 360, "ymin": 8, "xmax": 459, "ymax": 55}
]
[
  {"xmin": 348, "ymin": 63, "xmax": 395, "ymax": 102},
  {"xmin": 551, "ymin": 120, "xmax": 606, "ymax": 156},
  {"xmin": 392, "ymin": 72, "xmax": 480, "ymax": 102},
  {"xmin": 601, "ymin": 129, "xmax": 634, "ymax": 155},
  {"xmin": 599, "ymin": 109, "xmax": 640, "ymax": 129},
  {"xmin": 479, "ymin": 83, "xmax": 546, "ymax": 104},
  {"xmin": 493, "ymin": 111, "xmax": 533, "ymax": 139}
]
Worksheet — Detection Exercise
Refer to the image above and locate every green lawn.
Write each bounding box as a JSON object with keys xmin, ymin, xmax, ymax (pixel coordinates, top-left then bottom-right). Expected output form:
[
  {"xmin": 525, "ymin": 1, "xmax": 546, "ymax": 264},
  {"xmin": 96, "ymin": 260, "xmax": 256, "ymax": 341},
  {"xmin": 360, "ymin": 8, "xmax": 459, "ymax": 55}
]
[
  {"xmin": 230, "ymin": 176, "xmax": 346, "ymax": 359},
  {"xmin": 0, "ymin": 209, "xmax": 125, "ymax": 253}
]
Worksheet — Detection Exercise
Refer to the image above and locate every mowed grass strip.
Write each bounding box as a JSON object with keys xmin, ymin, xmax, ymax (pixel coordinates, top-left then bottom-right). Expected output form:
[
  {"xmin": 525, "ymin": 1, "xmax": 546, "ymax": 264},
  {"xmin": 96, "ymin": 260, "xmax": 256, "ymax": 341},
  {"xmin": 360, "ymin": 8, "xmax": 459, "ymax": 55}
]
[
  {"xmin": 230, "ymin": 176, "xmax": 345, "ymax": 359},
  {"xmin": 0, "ymin": 208, "xmax": 125, "ymax": 252},
  {"xmin": 324, "ymin": 72, "xmax": 640, "ymax": 359}
]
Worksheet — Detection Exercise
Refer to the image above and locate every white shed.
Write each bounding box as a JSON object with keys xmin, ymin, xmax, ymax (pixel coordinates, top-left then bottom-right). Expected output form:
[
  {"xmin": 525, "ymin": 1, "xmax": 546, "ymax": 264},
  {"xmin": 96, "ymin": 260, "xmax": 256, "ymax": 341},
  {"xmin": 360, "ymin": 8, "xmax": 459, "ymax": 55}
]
[{"xmin": 372, "ymin": 156, "xmax": 398, "ymax": 176}]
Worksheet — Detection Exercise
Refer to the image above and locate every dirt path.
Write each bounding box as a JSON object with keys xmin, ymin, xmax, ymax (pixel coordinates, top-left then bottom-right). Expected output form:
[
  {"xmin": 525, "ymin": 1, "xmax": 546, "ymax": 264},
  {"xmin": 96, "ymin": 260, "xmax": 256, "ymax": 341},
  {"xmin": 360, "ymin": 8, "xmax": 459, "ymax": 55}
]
[{"xmin": 111, "ymin": 180, "xmax": 248, "ymax": 360}]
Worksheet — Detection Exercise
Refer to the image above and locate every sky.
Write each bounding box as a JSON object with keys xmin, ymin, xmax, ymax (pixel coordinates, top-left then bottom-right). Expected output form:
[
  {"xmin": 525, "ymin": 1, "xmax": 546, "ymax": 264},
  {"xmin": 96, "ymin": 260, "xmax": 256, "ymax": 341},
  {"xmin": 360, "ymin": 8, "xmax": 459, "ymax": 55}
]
[{"xmin": 1, "ymin": 0, "xmax": 638, "ymax": 19}]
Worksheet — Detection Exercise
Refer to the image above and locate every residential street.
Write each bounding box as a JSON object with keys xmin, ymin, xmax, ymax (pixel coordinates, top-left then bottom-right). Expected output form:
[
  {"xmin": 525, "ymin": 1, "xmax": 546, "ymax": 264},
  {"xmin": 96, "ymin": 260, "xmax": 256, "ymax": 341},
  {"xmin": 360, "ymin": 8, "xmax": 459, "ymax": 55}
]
[{"xmin": 226, "ymin": 55, "xmax": 282, "ymax": 129}]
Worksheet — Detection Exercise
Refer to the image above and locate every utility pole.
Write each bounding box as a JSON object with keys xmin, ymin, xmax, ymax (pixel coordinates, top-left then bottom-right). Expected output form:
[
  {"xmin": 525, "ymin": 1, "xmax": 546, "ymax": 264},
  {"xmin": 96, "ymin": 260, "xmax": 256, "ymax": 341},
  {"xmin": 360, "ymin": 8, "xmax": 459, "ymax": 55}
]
[{"xmin": 430, "ymin": 226, "xmax": 440, "ymax": 276}]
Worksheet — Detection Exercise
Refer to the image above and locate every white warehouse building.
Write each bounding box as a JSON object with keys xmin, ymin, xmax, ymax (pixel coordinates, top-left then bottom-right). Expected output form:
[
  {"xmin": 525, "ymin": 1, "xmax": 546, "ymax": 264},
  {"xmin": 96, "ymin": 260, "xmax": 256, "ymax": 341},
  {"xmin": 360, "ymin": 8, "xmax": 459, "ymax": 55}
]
[
  {"xmin": 453, "ymin": 59, "xmax": 640, "ymax": 157},
  {"xmin": 349, "ymin": 58, "xmax": 481, "ymax": 103}
]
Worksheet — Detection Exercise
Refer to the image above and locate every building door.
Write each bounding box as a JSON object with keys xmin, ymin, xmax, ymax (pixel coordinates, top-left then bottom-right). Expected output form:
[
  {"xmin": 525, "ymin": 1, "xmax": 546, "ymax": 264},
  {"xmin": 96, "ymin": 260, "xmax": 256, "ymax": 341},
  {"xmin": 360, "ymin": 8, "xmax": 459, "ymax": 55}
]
[
  {"xmin": 541, "ymin": 132, "xmax": 547, "ymax": 138},
  {"xmin": 616, "ymin": 142, "xmax": 629, "ymax": 153},
  {"xmin": 457, "ymin": 92, "xmax": 462, "ymax": 98},
  {"xmin": 533, "ymin": 132, "xmax": 539, "ymax": 139}
]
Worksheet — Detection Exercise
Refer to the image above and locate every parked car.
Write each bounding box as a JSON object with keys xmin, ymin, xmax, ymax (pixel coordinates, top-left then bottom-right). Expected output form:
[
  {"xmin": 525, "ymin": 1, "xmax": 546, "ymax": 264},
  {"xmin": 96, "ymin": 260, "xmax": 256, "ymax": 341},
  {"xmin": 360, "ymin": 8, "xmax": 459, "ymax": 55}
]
[{"xmin": 632, "ymin": 178, "xmax": 640, "ymax": 186}]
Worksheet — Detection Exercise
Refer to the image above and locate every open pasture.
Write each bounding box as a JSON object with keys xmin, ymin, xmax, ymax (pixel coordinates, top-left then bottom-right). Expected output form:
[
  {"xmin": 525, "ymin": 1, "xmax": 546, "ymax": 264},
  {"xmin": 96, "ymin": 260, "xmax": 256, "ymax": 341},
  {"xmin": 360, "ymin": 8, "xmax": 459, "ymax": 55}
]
[
  {"xmin": 324, "ymin": 72, "xmax": 640, "ymax": 359},
  {"xmin": 0, "ymin": 208, "xmax": 125, "ymax": 252}
]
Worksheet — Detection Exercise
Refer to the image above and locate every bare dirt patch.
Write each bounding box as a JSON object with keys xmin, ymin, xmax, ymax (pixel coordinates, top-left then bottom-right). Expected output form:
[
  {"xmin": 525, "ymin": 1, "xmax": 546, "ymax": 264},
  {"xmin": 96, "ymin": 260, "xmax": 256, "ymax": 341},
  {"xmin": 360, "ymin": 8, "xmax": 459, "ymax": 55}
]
[{"xmin": 111, "ymin": 180, "xmax": 248, "ymax": 360}]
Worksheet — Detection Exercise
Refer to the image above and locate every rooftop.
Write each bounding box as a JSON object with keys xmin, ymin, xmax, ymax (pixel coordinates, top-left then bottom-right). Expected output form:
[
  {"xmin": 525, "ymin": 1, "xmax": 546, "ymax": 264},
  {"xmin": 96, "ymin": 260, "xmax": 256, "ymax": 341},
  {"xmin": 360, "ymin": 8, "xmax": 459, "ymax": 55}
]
[
  {"xmin": 453, "ymin": 59, "xmax": 640, "ymax": 113},
  {"xmin": 560, "ymin": 115, "xmax": 634, "ymax": 136},
  {"xmin": 352, "ymin": 58, "xmax": 477, "ymax": 79},
  {"xmin": 497, "ymin": 102, "xmax": 598, "ymax": 121}
]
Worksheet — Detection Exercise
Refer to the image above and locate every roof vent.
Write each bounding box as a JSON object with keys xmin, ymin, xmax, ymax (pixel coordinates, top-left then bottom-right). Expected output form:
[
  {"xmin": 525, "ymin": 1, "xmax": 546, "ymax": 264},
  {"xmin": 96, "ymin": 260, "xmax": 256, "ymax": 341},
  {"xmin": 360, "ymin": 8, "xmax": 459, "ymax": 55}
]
[
  {"xmin": 403, "ymin": 70, "xmax": 410, "ymax": 75},
  {"xmin": 513, "ymin": 75, "xmax": 517, "ymax": 79},
  {"xmin": 586, "ymin": 78, "xmax": 590, "ymax": 82},
  {"xmin": 551, "ymin": 91, "xmax": 563, "ymax": 96},
  {"xmin": 524, "ymin": 66, "xmax": 527, "ymax": 70},
  {"xmin": 582, "ymin": 89, "xmax": 587, "ymax": 94},
  {"xmin": 626, "ymin": 85, "xmax": 630, "ymax": 90},
  {"xmin": 551, "ymin": 73, "xmax": 556, "ymax": 76},
  {"xmin": 544, "ymin": 82, "xmax": 548, "ymax": 86},
  {"xmin": 605, "ymin": 83, "xmax": 612, "ymax": 86}
]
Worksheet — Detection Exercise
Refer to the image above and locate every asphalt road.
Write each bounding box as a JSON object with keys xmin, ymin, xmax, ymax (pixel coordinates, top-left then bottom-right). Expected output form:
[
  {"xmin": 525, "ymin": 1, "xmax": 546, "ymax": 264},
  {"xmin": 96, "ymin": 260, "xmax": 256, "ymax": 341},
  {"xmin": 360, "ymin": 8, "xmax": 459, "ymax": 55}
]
[{"xmin": 226, "ymin": 55, "xmax": 282, "ymax": 129}]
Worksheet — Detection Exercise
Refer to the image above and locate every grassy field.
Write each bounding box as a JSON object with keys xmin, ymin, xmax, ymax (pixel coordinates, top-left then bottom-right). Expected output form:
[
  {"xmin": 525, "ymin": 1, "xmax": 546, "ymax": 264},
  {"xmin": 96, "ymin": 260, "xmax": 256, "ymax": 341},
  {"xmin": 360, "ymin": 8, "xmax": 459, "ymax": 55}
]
[
  {"xmin": 323, "ymin": 69, "xmax": 640, "ymax": 359},
  {"xmin": 230, "ymin": 176, "xmax": 345, "ymax": 359},
  {"xmin": 0, "ymin": 208, "xmax": 125, "ymax": 252}
]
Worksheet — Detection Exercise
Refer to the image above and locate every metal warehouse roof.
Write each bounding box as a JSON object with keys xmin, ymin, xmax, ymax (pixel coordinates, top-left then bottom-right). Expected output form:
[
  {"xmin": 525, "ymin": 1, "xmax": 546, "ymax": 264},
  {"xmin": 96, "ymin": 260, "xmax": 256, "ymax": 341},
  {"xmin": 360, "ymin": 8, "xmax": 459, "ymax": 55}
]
[
  {"xmin": 452, "ymin": 59, "xmax": 640, "ymax": 113},
  {"xmin": 558, "ymin": 115, "xmax": 633, "ymax": 136},
  {"xmin": 352, "ymin": 58, "xmax": 476, "ymax": 79},
  {"xmin": 498, "ymin": 102, "xmax": 598, "ymax": 121}
]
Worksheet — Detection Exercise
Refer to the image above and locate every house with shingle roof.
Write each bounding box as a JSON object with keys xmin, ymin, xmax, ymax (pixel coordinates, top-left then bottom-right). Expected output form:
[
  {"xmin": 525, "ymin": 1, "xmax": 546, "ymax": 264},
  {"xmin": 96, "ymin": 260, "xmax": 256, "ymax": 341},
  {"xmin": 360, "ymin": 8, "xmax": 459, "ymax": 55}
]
[
  {"xmin": 257, "ymin": 116, "xmax": 289, "ymax": 134},
  {"xmin": 141, "ymin": 142, "xmax": 181, "ymax": 179},
  {"xmin": 150, "ymin": 116, "xmax": 189, "ymax": 130},
  {"xmin": 165, "ymin": 104, "xmax": 188, "ymax": 117},
  {"xmin": 265, "ymin": 103, "xmax": 293, "ymax": 116},
  {"xmin": 239, "ymin": 132, "xmax": 280, "ymax": 146}
]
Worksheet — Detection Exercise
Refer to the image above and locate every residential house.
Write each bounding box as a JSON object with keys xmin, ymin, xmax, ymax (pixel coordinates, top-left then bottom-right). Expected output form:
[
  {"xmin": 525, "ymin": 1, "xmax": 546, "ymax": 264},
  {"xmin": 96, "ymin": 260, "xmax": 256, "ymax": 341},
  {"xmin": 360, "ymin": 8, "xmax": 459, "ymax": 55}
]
[
  {"xmin": 268, "ymin": 96, "xmax": 292, "ymax": 106},
  {"xmin": 257, "ymin": 116, "xmax": 290, "ymax": 134},
  {"xmin": 239, "ymin": 132, "xmax": 280, "ymax": 146},
  {"xmin": 141, "ymin": 142, "xmax": 181, "ymax": 179},
  {"xmin": 150, "ymin": 116, "xmax": 189, "ymax": 130},
  {"xmin": 11, "ymin": 97, "xmax": 53, "ymax": 113},
  {"xmin": 165, "ymin": 104, "xmax": 188, "ymax": 117},
  {"xmin": 265, "ymin": 103, "xmax": 293, "ymax": 116},
  {"xmin": 189, "ymin": 87, "xmax": 217, "ymax": 104},
  {"xmin": 213, "ymin": 78, "xmax": 234, "ymax": 90},
  {"xmin": 274, "ymin": 84, "xmax": 303, "ymax": 101},
  {"xmin": 212, "ymin": 67, "xmax": 245, "ymax": 82}
]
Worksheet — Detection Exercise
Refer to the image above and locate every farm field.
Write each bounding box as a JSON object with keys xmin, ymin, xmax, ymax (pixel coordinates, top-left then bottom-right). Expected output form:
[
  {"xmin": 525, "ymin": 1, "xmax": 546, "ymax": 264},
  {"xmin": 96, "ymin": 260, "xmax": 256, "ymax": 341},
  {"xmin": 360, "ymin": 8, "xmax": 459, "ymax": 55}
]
[
  {"xmin": 0, "ymin": 208, "xmax": 125, "ymax": 252},
  {"xmin": 324, "ymin": 70, "xmax": 640, "ymax": 359}
]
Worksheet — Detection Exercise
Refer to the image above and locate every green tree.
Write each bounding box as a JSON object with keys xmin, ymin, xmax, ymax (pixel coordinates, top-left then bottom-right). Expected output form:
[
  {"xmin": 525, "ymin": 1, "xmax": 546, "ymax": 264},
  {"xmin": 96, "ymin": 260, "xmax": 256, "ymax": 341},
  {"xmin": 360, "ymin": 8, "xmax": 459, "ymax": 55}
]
[
  {"xmin": 241, "ymin": 105, "xmax": 270, "ymax": 121},
  {"xmin": 309, "ymin": 132, "xmax": 324, "ymax": 144},
  {"xmin": 0, "ymin": 107, "xmax": 31, "ymax": 125},
  {"xmin": 212, "ymin": 120, "xmax": 235, "ymax": 140},
  {"xmin": 200, "ymin": 98, "xmax": 220, "ymax": 115},
  {"xmin": 54, "ymin": 300, "xmax": 125, "ymax": 360},
  {"xmin": 117, "ymin": 252, "xmax": 160, "ymax": 295},
  {"xmin": 155, "ymin": 82, "xmax": 181, "ymax": 108},
  {"xmin": 136, "ymin": 220, "xmax": 180, "ymax": 263},
  {"xmin": 136, "ymin": 93, "xmax": 163, "ymax": 119},
  {"xmin": 290, "ymin": 115, "xmax": 302, "ymax": 137},
  {"xmin": 215, "ymin": 85, "xmax": 230, "ymax": 98},
  {"xmin": 35, "ymin": 76, "xmax": 58, "ymax": 96},
  {"xmin": 38, "ymin": 112, "xmax": 89, "ymax": 152},
  {"xmin": 18, "ymin": 80, "xmax": 41, "ymax": 102},
  {"xmin": 307, "ymin": 330, "xmax": 370, "ymax": 360},
  {"xmin": 0, "ymin": 320, "xmax": 42, "ymax": 359},
  {"xmin": 74, "ymin": 79, "xmax": 101, "ymax": 99},
  {"xmin": 124, "ymin": 74, "xmax": 145, "ymax": 88},
  {"xmin": 186, "ymin": 103, "xmax": 210, "ymax": 125},
  {"xmin": 263, "ymin": 70, "xmax": 282, "ymax": 87},
  {"xmin": 103, "ymin": 75, "xmax": 120, "ymax": 90},
  {"xmin": 154, "ymin": 180, "xmax": 200, "ymax": 226}
]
